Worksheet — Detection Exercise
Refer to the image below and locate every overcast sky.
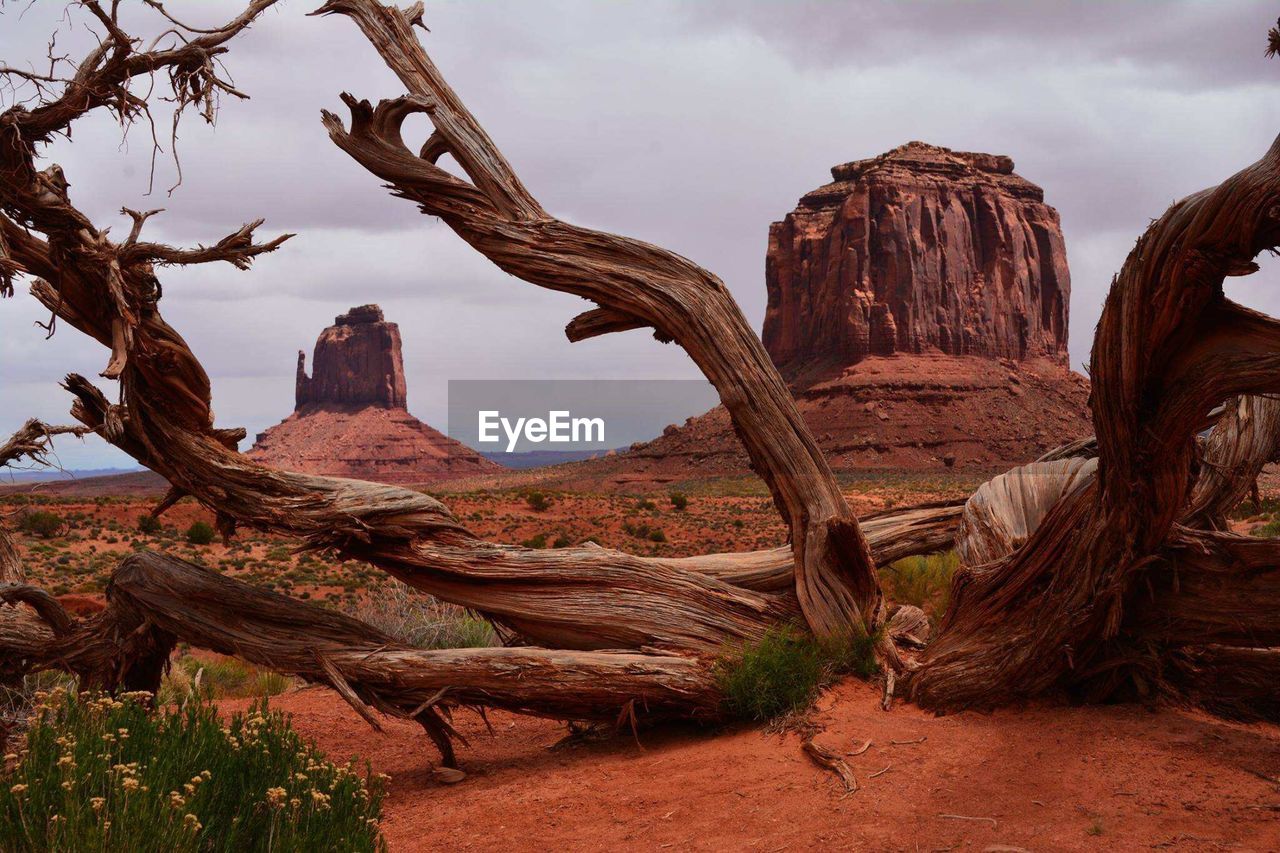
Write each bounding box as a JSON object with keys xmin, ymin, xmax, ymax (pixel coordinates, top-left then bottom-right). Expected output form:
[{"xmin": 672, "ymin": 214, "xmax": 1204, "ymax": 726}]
[{"xmin": 1, "ymin": 0, "xmax": 1278, "ymax": 471}]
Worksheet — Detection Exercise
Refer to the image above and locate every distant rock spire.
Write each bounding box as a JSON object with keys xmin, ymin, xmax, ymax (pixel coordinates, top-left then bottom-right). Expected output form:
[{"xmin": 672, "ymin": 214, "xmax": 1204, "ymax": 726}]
[{"xmin": 294, "ymin": 304, "xmax": 408, "ymax": 411}]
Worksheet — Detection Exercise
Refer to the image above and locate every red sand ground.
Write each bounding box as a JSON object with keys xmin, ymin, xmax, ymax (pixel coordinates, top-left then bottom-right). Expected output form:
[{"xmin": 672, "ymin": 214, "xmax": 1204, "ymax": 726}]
[{"xmin": 227, "ymin": 682, "xmax": 1280, "ymax": 852}]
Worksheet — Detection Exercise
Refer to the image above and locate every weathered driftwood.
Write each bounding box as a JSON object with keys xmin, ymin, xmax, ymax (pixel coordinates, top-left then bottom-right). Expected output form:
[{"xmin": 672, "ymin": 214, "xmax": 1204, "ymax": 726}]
[
  {"xmin": 1185, "ymin": 395, "xmax": 1280, "ymax": 528},
  {"xmin": 908, "ymin": 132, "xmax": 1280, "ymax": 711},
  {"xmin": 931, "ymin": 396, "xmax": 1280, "ymax": 715},
  {"xmin": 135, "ymin": 553, "xmax": 718, "ymax": 719},
  {"xmin": 3, "ymin": 552, "xmax": 721, "ymax": 764},
  {"xmin": 954, "ymin": 457, "xmax": 1097, "ymax": 567}
]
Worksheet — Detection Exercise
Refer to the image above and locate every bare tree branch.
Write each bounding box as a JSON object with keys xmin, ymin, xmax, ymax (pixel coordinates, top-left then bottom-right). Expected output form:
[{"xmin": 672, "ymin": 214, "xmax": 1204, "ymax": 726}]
[{"xmin": 313, "ymin": 0, "xmax": 885, "ymax": 640}]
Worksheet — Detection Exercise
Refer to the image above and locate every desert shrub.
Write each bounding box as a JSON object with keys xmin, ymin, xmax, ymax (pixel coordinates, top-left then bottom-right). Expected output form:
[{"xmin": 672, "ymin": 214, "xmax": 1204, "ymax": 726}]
[
  {"xmin": 185, "ymin": 521, "xmax": 216, "ymax": 546},
  {"xmin": 136, "ymin": 514, "xmax": 162, "ymax": 535},
  {"xmin": 634, "ymin": 498, "xmax": 656, "ymax": 511},
  {"xmin": 0, "ymin": 688, "xmax": 386, "ymax": 852},
  {"xmin": 347, "ymin": 580, "xmax": 496, "ymax": 650},
  {"xmin": 551, "ymin": 534, "xmax": 572, "ymax": 549},
  {"xmin": 18, "ymin": 510, "xmax": 63, "ymax": 539},
  {"xmin": 520, "ymin": 533, "xmax": 548, "ymax": 549},
  {"xmin": 715, "ymin": 626, "xmax": 879, "ymax": 723},
  {"xmin": 668, "ymin": 492, "xmax": 689, "ymax": 511},
  {"xmin": 622, "ymin": 520, "xmax": 656, "ymax": 540},
  {"xmin": 648, "ymin": 528, "xmax": 667, "ymax": 543},
  {"xmin": 716, "ymin": 627, "xmax": 825, "ymax": 722},
  {"xmin": 524, "ymin": 491, "xmax": 551, "ymax": 512},
  {"xmin": 882, "ymin": 551, "xmax": 959, "ymax": 617}
]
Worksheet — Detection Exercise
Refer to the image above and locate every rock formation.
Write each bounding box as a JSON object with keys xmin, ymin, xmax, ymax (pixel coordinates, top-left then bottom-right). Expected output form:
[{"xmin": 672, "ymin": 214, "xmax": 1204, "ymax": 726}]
[
  {"xmin": 536, "ymin": 144, "xmax": 1090, "ymax": 487},
  {"xmin": 763, "ymin": 141, "xmax": 1070, "ymax": 374},
  {"xmin": 250, "ymin": 305, "xmax": 498, "ymax": 484},
  {"xmin": 295, "ymin": 304, "xmax": 408, "ymax": 409}
]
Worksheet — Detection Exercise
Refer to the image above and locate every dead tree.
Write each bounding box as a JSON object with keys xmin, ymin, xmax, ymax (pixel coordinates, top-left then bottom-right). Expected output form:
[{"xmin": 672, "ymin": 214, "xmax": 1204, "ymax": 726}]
[
  {"xmin": 1, "ymin": 0, "xmax": 1278, "ymax": 762},
  {"xmin": 0, "ymin": 0, "xmax": 920, "ymax": 745}
]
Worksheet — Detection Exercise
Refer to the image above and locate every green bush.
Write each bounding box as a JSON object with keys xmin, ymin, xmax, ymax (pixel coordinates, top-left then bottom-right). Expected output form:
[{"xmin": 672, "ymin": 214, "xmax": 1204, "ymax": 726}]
[
  {"xmin": 185, "ymin": 521, "xmax": 216, "ymax": 546},
  {"xmin": 668, "ymin": 492, "xmax": 689, "ymax": 511},
  {"xmin": 520, "ymin": 533, "xmax": 548, "ymax": 549},
  {"xmin": 136, "ymin": 515, "xmax": 162, "ymax": 535},
  {"xmin": 0, "ymin": 688, "xmax": 386, "ymax": 852},
  {"xmin": 18, "ymin": 511, "xmax": 63, "ymax": 539},
  {"xmin": 524, "ymin": 491, "xmax": 551, "ymax": 512},
  {"xmin": 715, "ymin": 626, "xmax": 880, "ymax": 722}
]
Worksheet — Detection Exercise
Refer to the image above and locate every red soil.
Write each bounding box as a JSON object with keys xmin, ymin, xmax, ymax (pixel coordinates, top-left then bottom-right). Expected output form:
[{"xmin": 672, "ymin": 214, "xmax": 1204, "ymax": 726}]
[
  {"xmin": 227, "ymin": 682, "xmax": 1280, "ymax": 852},
  {"xmin": 52, "ymin": 593, "xmax": 105, "ymax": 617}
]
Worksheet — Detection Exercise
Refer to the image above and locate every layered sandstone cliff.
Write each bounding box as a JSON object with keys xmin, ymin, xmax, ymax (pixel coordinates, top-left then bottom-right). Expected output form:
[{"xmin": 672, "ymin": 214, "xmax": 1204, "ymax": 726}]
[
  {"xmin": 763, "ymin": 141, "xmax": 1070, "ymax": 373},
  {"xmin": 250, "ymin": 305, "xmax": 498, "ymax": 484}
]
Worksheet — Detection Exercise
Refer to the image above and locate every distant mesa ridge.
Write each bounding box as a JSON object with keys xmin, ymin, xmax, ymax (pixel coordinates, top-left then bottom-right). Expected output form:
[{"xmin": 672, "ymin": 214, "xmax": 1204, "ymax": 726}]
[{"xmin": 249, "ymin": 304, "xmax": 498, "ymax": 485}]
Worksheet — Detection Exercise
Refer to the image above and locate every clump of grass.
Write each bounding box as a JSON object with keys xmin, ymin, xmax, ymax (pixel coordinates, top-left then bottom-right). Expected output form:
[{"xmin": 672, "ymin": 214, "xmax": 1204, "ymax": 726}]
[
  {"xmin": 346, "ymin": 580, "xmax": 497, "ymax": 650},
  {"xmin": 157, "ymin": 655, "xmax": 293, "ymax": 705},
  {"xmin": 185, "ymin": 521, "xmax": 215, "ymax": 546},
  {"xmin": 0, "ymin": 688, "xmax": 386, "ymax": 852},
  {"xmin": 17, "ymin": 510, "xmax": 63, "ymax": 539},
  {"xmin": 882, "ymin": 551, "xmax": 958, "ymax": 618},
  {"xmin": 714, "ymin": 625, "xmax": 880, "ymax": 723}
]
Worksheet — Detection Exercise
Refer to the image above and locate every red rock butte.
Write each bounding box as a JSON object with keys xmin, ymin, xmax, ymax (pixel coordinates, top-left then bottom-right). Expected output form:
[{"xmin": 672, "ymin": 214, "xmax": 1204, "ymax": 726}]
[
  {"xmin": 764, "ymin": 141, "xmax": 1069, "ymax": 373},
  {"xmin": 249, "ymin": 305, "xmax": 498, "ymax": 484},
  {"xmin": 547, "ymin": 143, "xmax": 1091, "ymax": 487}
]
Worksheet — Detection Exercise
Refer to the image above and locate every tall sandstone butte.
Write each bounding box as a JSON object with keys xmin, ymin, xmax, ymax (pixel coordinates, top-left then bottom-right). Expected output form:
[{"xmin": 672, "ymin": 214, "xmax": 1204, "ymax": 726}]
[
  {"xmin": 250, "ymin": 305, "xmax": 498, "ymax": 484},
  {"xmin": 545, "ymin": 143, "xmax": 1091, "ymax": 488},
  {"xmin": 763, "ymin": 141, "xmax": 1070, "ymax": 372},
  {"xmin": 294, "ymin": 303, "xmax": 408, "ymax": 410}
]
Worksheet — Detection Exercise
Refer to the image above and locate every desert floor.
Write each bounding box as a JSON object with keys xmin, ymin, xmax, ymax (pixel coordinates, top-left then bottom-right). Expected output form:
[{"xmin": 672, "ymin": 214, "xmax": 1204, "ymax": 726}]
[
  {"xmin": 223, "ymin": 680, "xmax": 1280, "ymax": 852},
  {"xmin": 6, "ymin": 475, "xmax": 1280, "ymax": 850}
]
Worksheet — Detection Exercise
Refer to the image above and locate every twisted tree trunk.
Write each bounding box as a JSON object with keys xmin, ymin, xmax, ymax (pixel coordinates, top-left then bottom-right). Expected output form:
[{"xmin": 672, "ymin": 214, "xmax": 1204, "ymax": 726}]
[{"xmin": 2, "ymin": 0, "xmax": 1279, "ymax": 755}]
